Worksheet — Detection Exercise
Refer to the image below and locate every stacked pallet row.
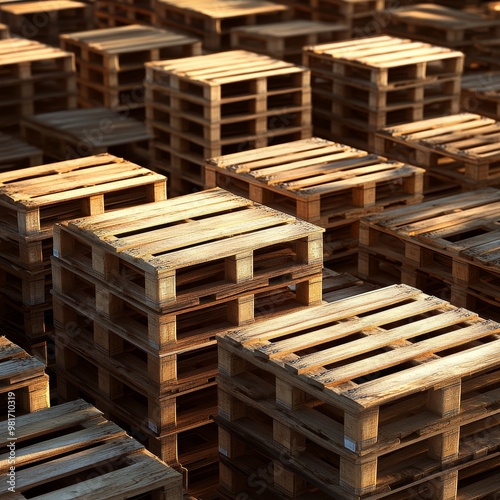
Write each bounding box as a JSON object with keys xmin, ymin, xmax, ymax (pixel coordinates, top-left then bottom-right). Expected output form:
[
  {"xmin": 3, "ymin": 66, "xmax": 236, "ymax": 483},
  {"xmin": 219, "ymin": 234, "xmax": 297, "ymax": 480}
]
[
  {"xmin": 204, "ymin": 137, "xmax": 424, "ymax": 270},
  {"xmin": 59, "ymin": 24, "xmax": 201, "ymax": 118},
  {"xmin": 0, "ymin": 37, "xmax": 76, "ymax": 134},
  {"xmin": 0, "ymin": 0, "xmax": 94, "ymax": 46},
  {"xmin": 358, "ymin": 188, "xmax": 500, "ymax": 323},
  {"xmin": 94, "ymin": 0, "xmax": 156, "ymax": 28},
  {"xmin": 0, "ymin": 154, "xmax": 166, "ymax": 362},
  {"xmin": 375, "ymin": 113, "xmax": 500, "ymax": 195},
  {"xmin": 145, "ymin": 50, "xmax": 312, "ymax": 196},
  {"xmin": 273, "ymin": 0, "xmax": 387, "ymax": 38},
  {"xmin": 50, "ymin": 187, "xmax": 324, "ymax": 496},
  {"xmin": 20, "ymin": 107, "xmax": 152, "ymax": 165},
  {"xmin": 461, "ymin": 72, "xmax": 500, "ymax": 120},
  {"xmin": 303, "ymin": 36, "xmax": 464, "ymax": 153},
  {"xmin": 0, "ymin": 400, "xmax": 184, "ymax": 498},
  {"xmin": 0, "ymin": 133, "xmax": 42, "ymax": 172},
  {"xmin": 230, "ymin": 19, "xmax": 349, "ymax": 64},
  {"xmin": 0, "ymin": 335, "xmax": 49, "ymax": 417},
  {"xmin": 217, "ymin": 284, "xmax": 500, "ymax": 499},
  {"xmin": 384, "ymin": 3, "xmax": 500, "ymax": 67},
  {"xmin": 153, "ymin": 0, "xmax": 290, "ymax": 50}
]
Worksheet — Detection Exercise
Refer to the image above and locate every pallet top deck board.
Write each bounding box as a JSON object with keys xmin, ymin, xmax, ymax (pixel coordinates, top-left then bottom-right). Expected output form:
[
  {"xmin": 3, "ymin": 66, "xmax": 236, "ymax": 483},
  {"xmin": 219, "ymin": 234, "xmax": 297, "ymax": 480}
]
[
  {"xmin": 146, "ymin": 49, "xmax": 307, "ymax": 85},
  {"xmin": 0, "ymin": 336, "xmax": 46, "ymax": 386},
  {"xmin": 220, "ymin": 283, "xmax": 500, "ymax": 412},
  {"xmin": 154, "ymin": 0, "xmax": 288, "ymax": 18},
  {"xmin": 0, "ymin": 153, "xmax": 163, "ymax": 209},
  {"xmin": 59, "ymin": 187, "xmax": 323, "ymax": 271},
  {"xmin": 0, "ymin": 38, "xmax": 74, "ymax": 66},
  {"xmin": 60, "ymin": 24, "xmax": 200, "ymax": 54},
  {"xmin": 391, "ymin": 3, "xmax": 500, "ymax": 29},
  {"xmin": 304, "ymin": 35, "xmax": 463, "ymax": 69},
  {"xmin": 0, "ymin": 0, "xmax": 88, "ymax": 13},
  {"xmin": 0, "ymin": 133, "xmax": 42, "ymax": 162},
  {"xmin": 231, "ymin": 19, "xmax": 347, "ymax": 36}
]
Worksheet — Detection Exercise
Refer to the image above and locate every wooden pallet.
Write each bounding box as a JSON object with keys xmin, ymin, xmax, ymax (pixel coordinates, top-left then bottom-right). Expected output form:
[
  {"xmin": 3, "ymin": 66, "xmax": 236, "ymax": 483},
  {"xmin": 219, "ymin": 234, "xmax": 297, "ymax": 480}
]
[
  {"xmin": 52, "ymin": 188, "xmax": 323, "ymax": 312},
  {"xmin": 0, "ymin": 335, "xmax": 49, "ymax": 415},
  {"xmin": 0, "ymin": 399, "xmax": 184, "ymax": 499},
  {"xmin": 153, "ymin": 0, "xmax": 290, "ymax": 50},
  {"xmin": 0, "ymin": 38, "xmax": 76, "ymax": 133},
  {"xmin": 0, "ymin": 260, "xmax": 50, "ymax": 306},
  {"xmin": 216, "ymin": 283, "xmax": 500, "ymax": 498},
  {"xmin": 55, "ymin": 338, "xmax": 218, "ymax": 438},
  {"xmin": 20, "ymin": 107, "xmax": 152, "ymax": 162},
  {"xmin": 0, "ymin": 153, "xmax": 166, "ymax": 239},
  {"xmin": 55, "ymin": 375, "xmax": 219, "ymax": 470},
  {"xmin": 230, "ymin": 20, "xmax": 349, "ymax": 64},
  {"xmin": 303, "ymin": 36, "xmax": 464, "ymax": 89},
  {"xmin": 358, "ymin": 188, "xmax": 500, "ymax": 314},
  {"xmin": 471, "ymin": 37, "xmax": 500, "ymax": 70},
  {"xmin": 0, "ymin": 133, "xmax": 42, "ymax": 171},
  {"xmin": 205, "ymin": 138, "xmax": 424, "ymax": 228},
  {"xmin": 385, "ymin": 4, "xmax": 500, "ymax": 51},
  {"xmin": 60, "ymin": 25, "xmax": 201, "ymax": 114},
  {"xmin": 461, "ymin": 71, "xmax": 500, "ymax": 120},
  {"xmin": 94, "ymin": 0, "xmax": 156, "ymax": 28},
  {"xmin": 486, "ymin": 1, "xmax": 500, "ymax": 18},
  {"xmin": 0, "ymin": 0, "xmax": 94, "ymax": 46},
  {"xmin": 375, "ymin": 113, "xmax": 500, "ymax": 187}
]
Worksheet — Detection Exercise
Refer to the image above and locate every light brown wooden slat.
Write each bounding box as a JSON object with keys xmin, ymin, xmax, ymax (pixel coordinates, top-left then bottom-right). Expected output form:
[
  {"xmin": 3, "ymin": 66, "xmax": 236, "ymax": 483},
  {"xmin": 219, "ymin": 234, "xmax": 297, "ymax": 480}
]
[
  {"xmin": 313, "ymin": 320, "xmax": 500, "ymax": 387},
  {"xmin": 286, "ymin": 307, "xmax": 477, "ymax": 375}
]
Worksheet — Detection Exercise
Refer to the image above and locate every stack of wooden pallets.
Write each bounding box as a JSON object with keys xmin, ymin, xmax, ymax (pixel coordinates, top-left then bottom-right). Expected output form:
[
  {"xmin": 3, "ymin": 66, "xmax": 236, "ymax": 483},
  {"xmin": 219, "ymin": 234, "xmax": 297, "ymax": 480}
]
[
  {"xmin": 230, "ymin": 20, "xmax": 349, "ymax": 64},
  {"xmin": 273, "ymin": 0, "xmax": 387, "ymax": 38},
  {"xmin": 0, "ymin": 134, "xmax": 42, "ymax": 172},
  {"xmin": 205, "ymin": 137, "xmax": 424, "ymax": 269},
  {"xmin": 374, "ymin": 113, "xmax": 500, "ymax": 195},
  {"xmin": 0, "ymin": 38, "xmax": 76, "ymax": 134},
  {"xmin": 358, "ymin": 188, "xmax": 500, "ymax": 322},
  {"xmin": 216, "ymin": 283, "xmax": 500, "ymax": 499},
  {"xmin": 60, "ymin": 25, "xmax": 201, "ymax": 119},
  {"xmin": 0, "ymin": 0, "xmax": 93, "ymax": 46},
  {"xmin": 0, "ymin": 154, "xmax": 166, "ymax": 362},
  {"xmin": 461, "ymin": 72, "xmax": 500, "ymax": 120},
  {"xmin": 0, "ymin": 399, "xmax": 184, "ymax": 498},
  {"xmin": 50, "ymin": 187, "xmax": 324, "ymax": 495},
  {"xmin": 153, "ymin": 0, "xmax": 290, "ymax": 50},
  {"xmin": 385, "ymin": 3, "xmax": 500, "ymax": 65},
  {"xmin": 303, "ymin": 36, "xmax": 463, "ymax": 152},
  {"xmin": 94, "ymin": 0, "xmax": 156, "ymax": 28},
  {"xmin": 146, "ymin": 50, "xmax": 312, "ymax": 196},
  {"xmin": 0, "ymin": 335, "xmax": 49, "ymax": 416},
  {"xmin": 20, "ymin": 107, "xmax": 152, "ymax": 164}
]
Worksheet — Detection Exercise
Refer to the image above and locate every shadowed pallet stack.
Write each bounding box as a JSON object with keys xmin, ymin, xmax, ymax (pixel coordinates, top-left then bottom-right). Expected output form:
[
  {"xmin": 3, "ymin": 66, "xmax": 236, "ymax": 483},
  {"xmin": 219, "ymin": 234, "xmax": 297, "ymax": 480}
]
[
  {"xmin": 205, "ymin": 137, "xmax": 424, "ymax": 269},
  {"xmin": 303, "ymin": 36, "xmax": 463, "ymax": 152},
  {"xmin": 153, "ymin": 0, "xmax": 290, "ymax": 51},
  {"xmin": 358, "ymin": 188, "xmax": 500, "ymax": 322},
  {"xmin": 0, "ymin": 38, "xmax": 77, "ymax": 134},
  {"xmin": 146, "ymin": 50, "xmax": 312, "ymax": 196},
  {"xmin": 0, "ymin": 133, "xmax": 42, "ymax": 172},
  {"xmin": 273, "ymin": 0, "xmax": 387, "ymax": 38},
  {"xmin": 20, "ymin": 107, "xmax": 152, "ymax": 164},
  {"xmin": 230, "ymin": 20, "xmax": 349, "ymax": 64},
  {"xmin": 0, "ymin": 22, "xmax": 8, "ymax": 38},
  {"xmin": 0, "ymin": 399, "xmax": 184, "ymax": 498},
  {"xmin": 94, "ymin": 0, "xmax": 156, "ymax": 28},
  {"xmin": 60, "ymin": 25, "xmax": 201, "ymax": 118},
  {"xmin": 384, "ymin": 3, "xmax": 500, "ymax": 66},
  {"xmin": 461, "ymin": 72, "xmax": 500, "ymax": 120},
  {"xmin": 375, "ymin": 113, "xmax": 500, "ymax": 195},
  {"xmin": 216, "ymin": 284, "xmax": 500, "ymax": 499},
  {"xmin": 0, "ymin": 335, "xmax": 49, "ymax": 416},
  {"xmin": 51, "ymin": 187, "xmax": 324, "ymax": 496},
  {"xmin": 0, "ymin": 0, "xmax": 94, "ymax": 46},
  {"xmin": 0, "ymin": 154, "xmax": 166, "ymax": 361}
]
